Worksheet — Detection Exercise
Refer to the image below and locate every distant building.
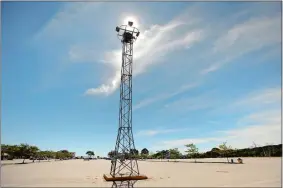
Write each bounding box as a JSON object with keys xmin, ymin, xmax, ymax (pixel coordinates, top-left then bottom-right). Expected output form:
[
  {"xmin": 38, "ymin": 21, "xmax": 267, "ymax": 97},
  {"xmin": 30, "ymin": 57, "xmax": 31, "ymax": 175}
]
[{"xmin": 1, "ymin": 153, "xmax": 9, "ymax": 160}]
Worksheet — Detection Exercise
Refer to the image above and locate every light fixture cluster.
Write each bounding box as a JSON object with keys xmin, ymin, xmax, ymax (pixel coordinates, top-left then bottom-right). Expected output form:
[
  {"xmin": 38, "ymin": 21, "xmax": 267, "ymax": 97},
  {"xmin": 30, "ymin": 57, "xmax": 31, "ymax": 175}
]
[{"xmin": 115, "ymin": 21, "xmax": 140, "ymax": 38}]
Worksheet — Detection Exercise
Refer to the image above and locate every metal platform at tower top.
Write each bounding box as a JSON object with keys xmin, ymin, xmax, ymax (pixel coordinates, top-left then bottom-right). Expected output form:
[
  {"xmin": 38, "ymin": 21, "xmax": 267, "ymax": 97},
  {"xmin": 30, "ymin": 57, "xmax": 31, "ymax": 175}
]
[{"xmin": 103, "ymin": 21, "xmax": 147, "ymax": 188}]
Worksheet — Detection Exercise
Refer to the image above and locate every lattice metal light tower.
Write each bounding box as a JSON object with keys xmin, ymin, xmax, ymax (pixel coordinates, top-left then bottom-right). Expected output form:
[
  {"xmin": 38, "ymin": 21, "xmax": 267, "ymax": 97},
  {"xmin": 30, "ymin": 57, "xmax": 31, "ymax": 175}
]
[{"xmin": 103, "ymin": 21, "xmax": 147, "ymax": 188}]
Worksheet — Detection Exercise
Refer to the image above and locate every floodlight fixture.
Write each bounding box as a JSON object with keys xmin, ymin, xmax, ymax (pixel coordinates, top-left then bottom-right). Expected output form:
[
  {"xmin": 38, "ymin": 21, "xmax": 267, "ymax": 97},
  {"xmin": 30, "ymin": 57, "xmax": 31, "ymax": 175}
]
[
  {"xmin": 115, "ymin": 22, "xmax": 139, "ymax": 43},
  {"xmin": 128, "ymin": 21, "xmax": 133, "ymax": 27}
]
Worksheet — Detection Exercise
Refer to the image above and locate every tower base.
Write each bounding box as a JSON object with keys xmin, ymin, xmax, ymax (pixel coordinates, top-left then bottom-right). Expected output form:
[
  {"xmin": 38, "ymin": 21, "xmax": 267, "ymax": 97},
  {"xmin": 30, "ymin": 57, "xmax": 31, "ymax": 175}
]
[{"xmin": 103, "ymin": 174, "xmax": 148, "ymax": 181}]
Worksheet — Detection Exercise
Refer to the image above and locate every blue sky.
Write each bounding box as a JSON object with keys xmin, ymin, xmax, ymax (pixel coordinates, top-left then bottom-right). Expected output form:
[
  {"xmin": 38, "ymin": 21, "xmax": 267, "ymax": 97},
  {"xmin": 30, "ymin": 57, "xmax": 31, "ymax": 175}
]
[{"xmin": 2, "ymin": 2, "xmax": 281, "ymax": 157}]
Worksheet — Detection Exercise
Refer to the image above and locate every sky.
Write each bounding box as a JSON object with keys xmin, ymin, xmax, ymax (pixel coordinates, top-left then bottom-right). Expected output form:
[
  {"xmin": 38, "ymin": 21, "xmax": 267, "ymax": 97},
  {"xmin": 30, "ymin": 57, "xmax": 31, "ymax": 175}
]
[{"xmin": 2, "ymin": 2, "xmax": 282, "ymax": 157}]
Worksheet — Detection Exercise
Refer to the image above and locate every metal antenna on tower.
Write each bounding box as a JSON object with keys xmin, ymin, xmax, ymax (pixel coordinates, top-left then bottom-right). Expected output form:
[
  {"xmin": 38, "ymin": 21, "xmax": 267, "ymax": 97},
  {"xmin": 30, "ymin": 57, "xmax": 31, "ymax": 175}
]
[{"xmin": 103, "ymin": 21, "xmax": 147, "ymax": 188}]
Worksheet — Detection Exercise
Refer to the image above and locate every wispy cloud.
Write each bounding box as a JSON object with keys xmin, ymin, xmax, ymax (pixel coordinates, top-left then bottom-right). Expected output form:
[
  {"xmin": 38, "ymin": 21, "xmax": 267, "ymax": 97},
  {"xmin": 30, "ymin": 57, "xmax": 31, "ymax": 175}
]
[
  {"xmin": 35, "ymin": 3, "xmax": 103, "ymax": 41},
  {"xmin": 163, "ymin": 90, "xmax": 219, "ymax": 112},
  {"xmin": 136, "ymin": 128, "xmax": 190, "ymax": 137},
  {"xmin": 151, "ymin": 109, "xmax": 281, "ymax": 152},
  {"xmin": 35, "ymin": 2, "xmax": 281, "ymax": 98},
  {"xmin": 85, "ymin": 19, "xmax": 203, "ymax": 95},
  {"xmin": 233, "ymin": 87, "xmax": 281, "ymax": 107},
  {"xmin": 112, "ymin": 5, "xmax": 280, "ymax": 109},
  {"xmin": 150, "ymin": 86, "xmax": 281, "ymax": 152},
  {"xmin": 163, "ymin": 86, "xmax": 281, "ymax": 116},
  {"xmin": 133, "ymin": 82, "xmax": 199, "ymax": 111},
  {"xmin": 201, "ymin": 13, "xmax": 281, "ymax": 74},
  {"xmin": 222, "ymin": 86, "xmax": 281, "ymax": 116}
]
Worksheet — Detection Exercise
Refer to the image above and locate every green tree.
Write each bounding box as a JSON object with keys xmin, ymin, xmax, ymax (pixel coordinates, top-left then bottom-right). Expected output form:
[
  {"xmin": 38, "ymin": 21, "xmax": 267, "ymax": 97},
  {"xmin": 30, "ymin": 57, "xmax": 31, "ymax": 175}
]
[
  {"xmin": 152, "ymin": 150, "xmax": 169, "ymax": 159},
  {"xmin": 160, "ymin": 150, "xmax": 169, "ymax": 159},
  {"xmin": 108, "ymin": 150, "xmax": 116, "ymax": 158},
  {"xmin": 37, "ymin": 151, "xmax": 47, "ymax": 162},
  {"xmin": 18, "ymin": 144, "xmax": 33, "ymax": 163},
  {"xmin": 1, "ymin": 144, "xmax": 8, "ymax": 155},
  {"xmin": 219, "ymin": 142, "xmax": 233, "ymax": 163},
  {"xmin": 1, "ymin": 144, "xmax": 12, "ymax": 160},
  {"xmin": 185, "ymin": 143, "xmax": 199, "ymax": 163},
  {"xmin": 148, "ymin": 151, "xmax": 154, "ymax": 159},
  {"xmin": 205, "ymin": 148, "xmax": 220, "ymax": 158},
  {"xmin": 169, "ymin": 148, "xmax": 181, "ymax": 160},
  {"xmin": 86, "ymin": 151, "xmax": 95, "ymax": 158},
  {"xmin": 1, "ymin": 144, "xmax": 8, "ymax": 159},
  {"xmin": 141, "ymin": 148, "xmax": 149, "ymax": 155},
  {"xmin": 59, "ymin": 150, "xmax": 73, "ymax": 159},
  {"xmin": 29, "ymin": 146, "xmax": 40, "ymax": 162},
  {"xmin": 140, "ymin": 148, "xmax": 149, "ymax": 159},
  {"xmin": 46, "ymin": 150, "xmax": 56, "ymax": 160},
  {"xmin": 130, "ymin": 149, "xmax": 139, "ymax": 155},
  {"xmin": 129, "ymin": 149, "xmax": 139, "ymax": 159},
  {"xmin": 152, "ymin": 151, "xmax": 160, "ymax": 159},
  {"xmin": 6, "ymin": 145, "xmax": 21, "ymax": 159},
  {"xmin": 55, "ymin": 151, "xmax": 65, "ymax": 160}
]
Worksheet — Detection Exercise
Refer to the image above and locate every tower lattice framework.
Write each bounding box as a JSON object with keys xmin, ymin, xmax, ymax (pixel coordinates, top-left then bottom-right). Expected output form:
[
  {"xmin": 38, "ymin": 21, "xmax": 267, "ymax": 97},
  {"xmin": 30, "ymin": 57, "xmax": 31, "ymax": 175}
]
[
  {"xmin": 104, "ymin": 22, "xmax": 147, "ymax": 188},
  {"xmin": 110, "ymin": 32, "xmax": 139, "ymax": 178}
]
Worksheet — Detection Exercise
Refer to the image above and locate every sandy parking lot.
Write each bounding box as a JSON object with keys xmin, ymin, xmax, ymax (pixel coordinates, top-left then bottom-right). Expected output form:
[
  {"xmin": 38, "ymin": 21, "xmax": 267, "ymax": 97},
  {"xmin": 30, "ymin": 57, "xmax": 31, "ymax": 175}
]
[{"xmin": 1, "ymin": 158, "xmax": 281, "ymax": 187}]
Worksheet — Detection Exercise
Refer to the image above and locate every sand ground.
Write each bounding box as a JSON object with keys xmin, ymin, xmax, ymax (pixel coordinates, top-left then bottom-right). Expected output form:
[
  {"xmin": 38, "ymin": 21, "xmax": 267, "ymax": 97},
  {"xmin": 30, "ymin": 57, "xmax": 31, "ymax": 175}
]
[{"xmin": 1, "ymin": 157, "xmax": 281, "ymax": 187}]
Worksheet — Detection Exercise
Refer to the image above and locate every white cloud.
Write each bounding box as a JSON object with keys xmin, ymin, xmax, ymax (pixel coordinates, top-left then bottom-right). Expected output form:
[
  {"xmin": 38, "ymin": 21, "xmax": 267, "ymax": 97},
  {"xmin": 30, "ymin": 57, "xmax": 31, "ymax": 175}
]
[
  {"xmin": 233, "ymin": 87, "xmax": 281, "ymax": 107},
  {"xmin": 35, "ymin": 3, "xmax": 103, "ymax": 41},
  {"xmin": 136, "ymin": 128, "xmax": 190, "ymax": 137},
  {"xmin": 236, "ymin": 108, "xmax": 281, "ymax": 127},
  {"xmin": 151, "ymin": 110, "xmax": 281, "ymax": 152},
  {"xmin": 92, "ymin": 5, "xmax": 281, "ymax": 102},
  {"xmin": 164, "ymin": 87, "xmax": 281, "ymax": 116},
  {"xmin": 245, "ymin": 110, "xmax": 281, "ymax": 124},
  {"xmin": 222, "ymin": 87, "xmax": 282, "ymax": 116},
  {"xmin": 84, "ymin": 70, "xmax": 121, "ymax": 96},
  {"xmin": 217, "ymin": 111, "xmax": 281, "ymax": 149},
  {"xmin": 85, "ymin": 20, "xmax": 203, "ymax": 95},
  {"xmin": 133, "ymin": 82, "xmax": 199, "ymax": 110},
  {"xmin": 136, "ymin": 9, "xmax": 280, "ymax": 110},
  {"xmin": 201, "ymin": 14, "xmax": 281, "ymax": 74},
  {"xmin": 68, "ymin": 45, "xmax": 98, "ymax": 63},
  {"xmin": 163, "ymin": 90, "xmax": 219, "ymax": 112},
  {"xmin": 150, "ymin": 87, "xmax": 281, "ymax": 152},
  {"xmin": 35, "ymin": 3, "xmax": 281, "ymax": 98},
  {"xmin": 34, "ymin": 2, "xmax": 204, "ymax": 96}
]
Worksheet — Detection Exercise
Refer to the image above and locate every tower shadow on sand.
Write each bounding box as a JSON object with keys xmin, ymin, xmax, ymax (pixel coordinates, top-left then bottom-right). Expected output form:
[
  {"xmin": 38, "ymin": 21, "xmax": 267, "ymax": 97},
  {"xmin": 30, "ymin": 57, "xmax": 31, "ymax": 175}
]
[{"xmin": 111, "ymin": 180, "xmax": 137, "ymax": 188}]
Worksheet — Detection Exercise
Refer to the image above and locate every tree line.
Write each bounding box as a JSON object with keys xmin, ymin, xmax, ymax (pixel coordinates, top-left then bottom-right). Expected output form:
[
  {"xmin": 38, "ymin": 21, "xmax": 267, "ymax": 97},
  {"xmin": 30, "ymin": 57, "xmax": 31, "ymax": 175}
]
[
  {"xmin": 3, "ymin": 142, "xmax": 280, "ymax": 164},
  {"xmin": 107, "ymin": 143, "xmax": 282, "ymax": 161},
  {"xmin": 1, "ymin": 143, "xmax": 74, "ymax": 163},
  {"xmin": 186, "ymin": 142, "xmax": 282, "ymax": 160},
  {"xmin": 107, "ymin": 148, "xmax": 149, "ymax": 159}
]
